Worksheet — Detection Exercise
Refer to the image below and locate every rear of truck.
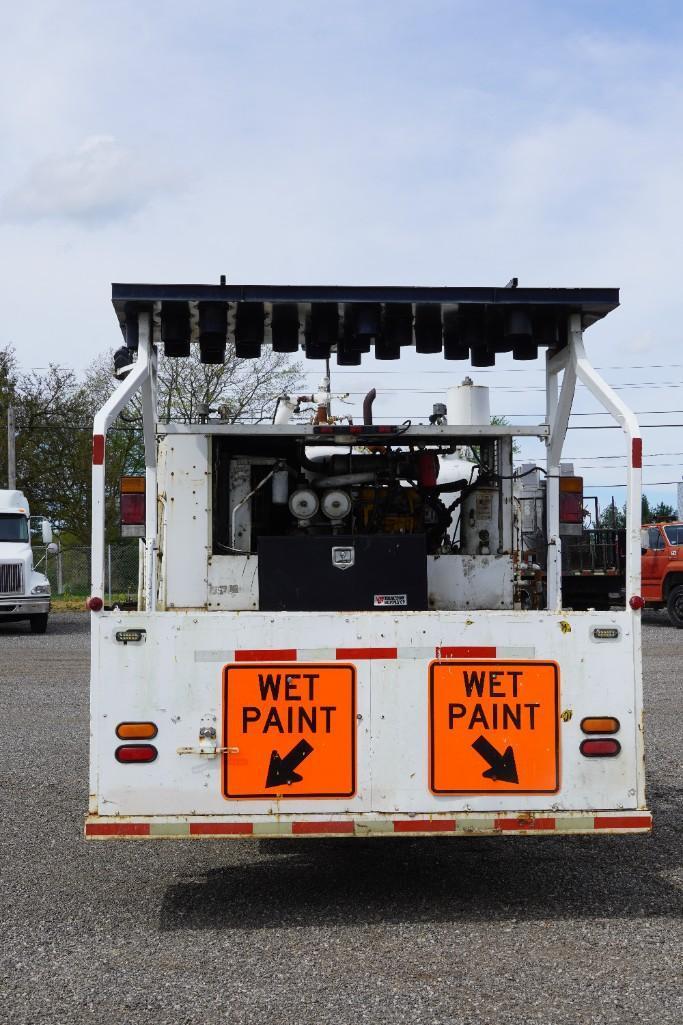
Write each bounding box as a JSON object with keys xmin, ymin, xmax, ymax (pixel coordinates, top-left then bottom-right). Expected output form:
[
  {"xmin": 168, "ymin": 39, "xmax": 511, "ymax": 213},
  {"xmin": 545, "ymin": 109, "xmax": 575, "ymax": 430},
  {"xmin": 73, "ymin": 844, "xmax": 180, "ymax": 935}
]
[{"xmin": 85, "ymin": 284, "xmax": 650, "ymax": 840}]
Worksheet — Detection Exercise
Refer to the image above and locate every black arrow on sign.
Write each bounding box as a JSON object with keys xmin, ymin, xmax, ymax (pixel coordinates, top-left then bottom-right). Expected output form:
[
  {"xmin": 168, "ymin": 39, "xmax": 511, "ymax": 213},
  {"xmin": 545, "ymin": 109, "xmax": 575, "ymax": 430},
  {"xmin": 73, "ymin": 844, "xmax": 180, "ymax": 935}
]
[
  {"xmin": 265, "ymin": 739, "xmax": 314, "ymax": 788},
  {"xmin": 471, "ymin": 735, "xmax": 519, "ymax": 784}
]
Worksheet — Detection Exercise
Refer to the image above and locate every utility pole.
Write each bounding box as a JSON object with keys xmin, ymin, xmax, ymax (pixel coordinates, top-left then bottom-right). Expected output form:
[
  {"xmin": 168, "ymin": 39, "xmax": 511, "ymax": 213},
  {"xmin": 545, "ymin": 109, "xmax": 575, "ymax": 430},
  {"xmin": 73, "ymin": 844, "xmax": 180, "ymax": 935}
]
[{"xmin": 7, "ymin": 404, "xmax": 15, "ymax": 489}]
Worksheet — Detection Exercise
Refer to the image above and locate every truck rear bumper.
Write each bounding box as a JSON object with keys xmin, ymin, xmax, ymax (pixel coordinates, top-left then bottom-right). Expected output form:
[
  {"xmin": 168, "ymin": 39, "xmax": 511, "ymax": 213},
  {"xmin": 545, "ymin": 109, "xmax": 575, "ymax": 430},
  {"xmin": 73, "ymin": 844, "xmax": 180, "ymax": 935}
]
[{"xmin": 85, "ymin": 809, "xmax": 653, "ymax": 839}]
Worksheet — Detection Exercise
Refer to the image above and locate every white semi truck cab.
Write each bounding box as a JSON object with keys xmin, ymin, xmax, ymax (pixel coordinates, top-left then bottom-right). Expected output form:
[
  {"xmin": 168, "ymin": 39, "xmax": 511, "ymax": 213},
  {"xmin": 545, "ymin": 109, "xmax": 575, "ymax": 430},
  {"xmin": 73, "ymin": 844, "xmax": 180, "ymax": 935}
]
[
  {"xmin": 0, "ymin": 490, "xmax": 52, "ymax": 633},
  {"xmin": 86, "ymin": 282, "xmax": 650, "ymax": 841}
]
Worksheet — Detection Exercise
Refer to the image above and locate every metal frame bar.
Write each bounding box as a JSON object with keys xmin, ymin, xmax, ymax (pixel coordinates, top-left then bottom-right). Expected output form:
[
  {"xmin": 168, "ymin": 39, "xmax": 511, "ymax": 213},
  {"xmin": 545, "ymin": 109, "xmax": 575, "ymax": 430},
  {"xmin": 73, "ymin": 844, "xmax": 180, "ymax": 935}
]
[
  {"xmin": 158, "ymin": 423, "xmax": 549, "ymax": 439},
  {"xmin": 546, "ymin": 313, "xmax": 641, "ymax": 610},
  {"xmin": 91, "ymin": 312, "xmax": 158, "ymax": 609}
]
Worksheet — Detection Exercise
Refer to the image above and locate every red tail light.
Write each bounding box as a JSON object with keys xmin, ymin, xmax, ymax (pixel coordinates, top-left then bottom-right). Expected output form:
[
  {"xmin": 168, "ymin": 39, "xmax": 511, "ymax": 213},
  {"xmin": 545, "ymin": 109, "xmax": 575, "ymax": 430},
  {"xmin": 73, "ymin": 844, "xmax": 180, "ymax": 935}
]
[
  {"xmin": 115, "ymin": 744, "xmax": 158, "ymax": 764},
  {"xmin": 580, "ymin": 738, "xmax": 621, "ymax": 758},
  {"xmin": 121, "ymin": 493, "xmax": 145, "ymax": 525}
]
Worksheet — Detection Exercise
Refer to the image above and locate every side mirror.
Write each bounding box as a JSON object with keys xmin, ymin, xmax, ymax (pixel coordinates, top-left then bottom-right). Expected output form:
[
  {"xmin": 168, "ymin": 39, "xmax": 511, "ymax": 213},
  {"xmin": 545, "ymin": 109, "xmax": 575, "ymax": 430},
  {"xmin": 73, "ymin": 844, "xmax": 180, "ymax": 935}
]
[
  {"xmin": 41, "ymin": 519, "xmax": 53, "ymax": 545},
  {"xmin": 47, "ymin": 542, "xmax": 59, "ymax": 556}
]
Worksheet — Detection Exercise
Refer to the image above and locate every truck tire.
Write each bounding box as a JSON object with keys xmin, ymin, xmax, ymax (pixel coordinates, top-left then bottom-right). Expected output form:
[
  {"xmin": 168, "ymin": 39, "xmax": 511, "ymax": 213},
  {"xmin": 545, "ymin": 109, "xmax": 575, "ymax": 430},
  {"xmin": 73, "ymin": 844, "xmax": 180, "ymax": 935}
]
[
  {"xmin": 666, "ymin": 585, "xmax": 683, "ymax": 628},
  {"xmin": 30, "ymin": 613, "xmax": 49, "ymax": 634}
]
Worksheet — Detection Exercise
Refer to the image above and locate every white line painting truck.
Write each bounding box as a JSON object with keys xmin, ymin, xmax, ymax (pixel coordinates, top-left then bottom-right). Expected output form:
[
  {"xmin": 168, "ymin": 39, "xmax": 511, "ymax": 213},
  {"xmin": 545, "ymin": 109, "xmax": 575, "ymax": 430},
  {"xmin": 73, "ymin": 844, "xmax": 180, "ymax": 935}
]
[
  {"xmin": 85, "ymin": 283, "xmax": 650, "ymax": 840},
  {"xmin": 0, "ymin": 489, "xmax": 53, "ymax": 633}
]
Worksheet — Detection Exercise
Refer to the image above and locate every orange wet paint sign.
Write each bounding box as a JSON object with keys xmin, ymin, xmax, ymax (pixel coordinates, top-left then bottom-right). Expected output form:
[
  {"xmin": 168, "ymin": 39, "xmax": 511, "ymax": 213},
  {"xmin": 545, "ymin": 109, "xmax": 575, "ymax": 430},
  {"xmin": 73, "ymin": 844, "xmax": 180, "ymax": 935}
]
[
  {"xmin": 429, "ymin": 661, "xmax": 560, "ymax": 794},
  {"xmin": 223, "ymin": 663, "xmax": 356, "ymax": 799}
]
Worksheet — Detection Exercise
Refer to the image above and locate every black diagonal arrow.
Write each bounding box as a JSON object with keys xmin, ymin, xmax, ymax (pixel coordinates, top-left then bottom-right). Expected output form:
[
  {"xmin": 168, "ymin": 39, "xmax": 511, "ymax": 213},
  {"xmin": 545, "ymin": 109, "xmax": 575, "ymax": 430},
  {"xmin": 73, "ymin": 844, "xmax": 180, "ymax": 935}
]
[
  {"xmin": 472, "ymin": 735, "xmax": 519, "ymax": 784},
  {"xmin": 265, "ymin": 739, "xmax": 314, "ymax": 788}
]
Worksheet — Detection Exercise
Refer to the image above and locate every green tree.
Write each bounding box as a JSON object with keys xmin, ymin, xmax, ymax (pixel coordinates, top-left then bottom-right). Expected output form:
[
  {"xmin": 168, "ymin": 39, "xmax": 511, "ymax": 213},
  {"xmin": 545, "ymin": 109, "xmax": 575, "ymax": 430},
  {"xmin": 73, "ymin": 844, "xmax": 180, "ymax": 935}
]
[
  {"xmin": 599, "ymin": 500, "xmax": 626, "ymax": 529},
  {"xmin": 157, "ymin": 345, "xmax": 302, "ymax": 423},
  {"xmin": 0, "ymin": 345, "xmax": 19, "ymax": 487},
  {"xmin": 4, "ymin": 343, "xmax": 301, "ymax": 542},
  {"xmin": 12, "ymin": 354, "xmax": 142, "ymax": 543},
  {"xmin": 651, "ymin": 501, "xmax": 677, "ymax": 522}
]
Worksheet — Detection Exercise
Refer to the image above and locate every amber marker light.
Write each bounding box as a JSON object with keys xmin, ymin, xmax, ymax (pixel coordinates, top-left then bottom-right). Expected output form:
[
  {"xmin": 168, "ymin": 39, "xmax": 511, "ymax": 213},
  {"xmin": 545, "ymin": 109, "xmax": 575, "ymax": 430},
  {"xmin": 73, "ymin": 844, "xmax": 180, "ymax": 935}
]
[
  {"xmin": 580, "ymin": 739, "xmax": 621, "ymax": 757},
  {"xmin": 581, "ymin": 717, "xmax": 620, "ymax": 735},
  {"xmin": 116, "ymin": 722, "xmax": 158, "ymax": 740},
  {"xmin": 115, "ymin": 744, "xmax": 158, "ymax": 763}
]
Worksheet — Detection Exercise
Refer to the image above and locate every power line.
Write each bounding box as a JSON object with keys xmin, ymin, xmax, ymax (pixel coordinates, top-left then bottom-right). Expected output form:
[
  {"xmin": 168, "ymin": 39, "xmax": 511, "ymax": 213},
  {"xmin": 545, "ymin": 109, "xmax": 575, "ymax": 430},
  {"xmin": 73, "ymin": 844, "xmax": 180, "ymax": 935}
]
[{"xmin": 303, "ymin": 362, "xmax": 683, "ymax": 375}]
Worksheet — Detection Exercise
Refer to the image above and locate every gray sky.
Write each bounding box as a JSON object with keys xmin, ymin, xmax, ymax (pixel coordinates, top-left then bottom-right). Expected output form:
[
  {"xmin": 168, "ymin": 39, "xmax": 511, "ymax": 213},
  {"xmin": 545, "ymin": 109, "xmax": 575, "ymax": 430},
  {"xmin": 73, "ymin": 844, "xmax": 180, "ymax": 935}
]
[{"xmin": 2, "ymin": 1, "xmax": 682, "ymax": 511}]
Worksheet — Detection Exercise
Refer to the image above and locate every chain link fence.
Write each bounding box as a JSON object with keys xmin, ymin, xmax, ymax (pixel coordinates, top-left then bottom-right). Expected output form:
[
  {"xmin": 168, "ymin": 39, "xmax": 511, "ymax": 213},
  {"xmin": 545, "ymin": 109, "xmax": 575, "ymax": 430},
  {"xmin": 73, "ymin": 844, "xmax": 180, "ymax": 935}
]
[{"xmin": 34, "ymin": 542, "xmax": 140, "ymax": 603}]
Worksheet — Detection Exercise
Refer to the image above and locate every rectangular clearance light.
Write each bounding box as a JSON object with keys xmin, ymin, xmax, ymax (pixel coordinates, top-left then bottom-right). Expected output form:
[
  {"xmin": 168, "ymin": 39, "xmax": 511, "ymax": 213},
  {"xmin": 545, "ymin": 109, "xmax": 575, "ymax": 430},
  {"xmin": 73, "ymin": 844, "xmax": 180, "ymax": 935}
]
[
  {"xmin": 115, "ymin": 629, "xmax": 146, "ymax": 644},
  {"xmin": 581, "ymin": 717, "xmax": 620, "ymax": 735},
  {"xmin": 592, "ymin": 627, "xmax": 620, "ymax": 641},
  {"xmin": 116, "ymin": 722, "xmax": 158, "ymax": 740}
]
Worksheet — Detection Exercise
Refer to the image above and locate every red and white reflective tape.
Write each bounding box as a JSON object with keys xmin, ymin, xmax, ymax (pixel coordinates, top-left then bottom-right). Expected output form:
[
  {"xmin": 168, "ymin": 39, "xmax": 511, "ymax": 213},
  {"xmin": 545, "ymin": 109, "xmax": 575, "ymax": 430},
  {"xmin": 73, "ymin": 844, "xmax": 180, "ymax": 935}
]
[
  {"xmin": 196, "ymin": 646, "xmax": 536, "ymax": 663},
  {"xmin": 85, "ymin": 811, "xmax": 652, "ymax": 839}
]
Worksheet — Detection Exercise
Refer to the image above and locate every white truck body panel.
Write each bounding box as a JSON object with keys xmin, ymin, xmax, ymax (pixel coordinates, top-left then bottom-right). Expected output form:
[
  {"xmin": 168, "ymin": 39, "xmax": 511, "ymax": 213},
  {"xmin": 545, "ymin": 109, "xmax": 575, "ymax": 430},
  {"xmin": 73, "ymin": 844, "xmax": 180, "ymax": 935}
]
[{"xmin": 90, "ymin": 609, "xmax": 644, "ymax": 819}]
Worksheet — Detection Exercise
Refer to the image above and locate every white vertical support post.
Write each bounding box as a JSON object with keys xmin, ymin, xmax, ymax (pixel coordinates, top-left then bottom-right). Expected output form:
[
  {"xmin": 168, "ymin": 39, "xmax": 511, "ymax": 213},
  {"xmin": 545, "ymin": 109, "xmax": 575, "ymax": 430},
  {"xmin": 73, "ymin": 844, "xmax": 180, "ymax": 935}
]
[
  {"xmin": 140, "ymin": 319, "xmax": 158, "ymax": 611},
  {"xmin": 90, "ymin": 314, "xmax": 152, "ymax": 602},
  {"xmin": 498, "ymin": 435, "xmax": 513, "ymax": 553},
  {"xmin": 546, "ymin": 326, "xmax": 577, "ymax": 611},
  {"xmin": 569, "ymin": 321, "xmax": 643, "ymax": 803},
  {"xmin": 571, "ymin": 334, "xmax": 642, "ymax": 604},
  {"xmin": 545, "ymin": 350, "xmax": 559, "ymax": 609}
]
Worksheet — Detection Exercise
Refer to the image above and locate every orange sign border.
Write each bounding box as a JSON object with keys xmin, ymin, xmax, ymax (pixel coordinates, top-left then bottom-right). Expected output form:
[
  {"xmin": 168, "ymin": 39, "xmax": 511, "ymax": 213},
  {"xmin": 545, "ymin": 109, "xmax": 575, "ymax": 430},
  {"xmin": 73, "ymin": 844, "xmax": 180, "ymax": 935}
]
[
  {"xmin": 428, "ymin": 659, "xmax": 560, "ymax": 795},
  {"xmin": 222, "ymin": 662, "xmax": 357, "ymax": 800}
]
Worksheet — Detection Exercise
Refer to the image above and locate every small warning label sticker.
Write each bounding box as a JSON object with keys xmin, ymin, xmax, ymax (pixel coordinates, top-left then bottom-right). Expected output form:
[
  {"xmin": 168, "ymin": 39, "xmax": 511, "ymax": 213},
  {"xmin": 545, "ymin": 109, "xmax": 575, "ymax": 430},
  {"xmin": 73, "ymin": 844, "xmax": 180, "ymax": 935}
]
[{"xmin": 373, "ymin": 594, "xmax": 408, "ymax": 607}]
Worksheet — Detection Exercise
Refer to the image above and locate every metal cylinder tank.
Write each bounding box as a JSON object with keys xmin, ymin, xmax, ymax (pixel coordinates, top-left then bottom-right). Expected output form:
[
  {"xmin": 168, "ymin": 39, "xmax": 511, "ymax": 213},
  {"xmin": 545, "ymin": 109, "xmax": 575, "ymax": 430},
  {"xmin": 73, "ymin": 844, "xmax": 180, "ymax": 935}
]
[{"xmin": 447, "ymin": 377, "xmax": 491, "ymax": 426}]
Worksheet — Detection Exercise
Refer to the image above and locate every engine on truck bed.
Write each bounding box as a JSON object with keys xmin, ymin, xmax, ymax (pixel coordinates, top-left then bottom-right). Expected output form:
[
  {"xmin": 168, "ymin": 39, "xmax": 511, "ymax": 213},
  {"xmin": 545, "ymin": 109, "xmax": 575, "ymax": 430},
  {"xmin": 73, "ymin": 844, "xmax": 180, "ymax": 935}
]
[{"xmin": 210, "ymin": 433, "xmax": 498, "ymax": 612}]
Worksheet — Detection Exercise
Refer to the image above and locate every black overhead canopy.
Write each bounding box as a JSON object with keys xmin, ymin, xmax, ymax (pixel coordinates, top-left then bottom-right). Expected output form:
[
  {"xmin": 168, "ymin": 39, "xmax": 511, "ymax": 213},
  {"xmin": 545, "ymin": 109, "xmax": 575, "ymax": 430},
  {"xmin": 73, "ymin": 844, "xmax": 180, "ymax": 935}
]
[{"xmin": 112, "ymin": 283, "xmax": 619, "ymax": 367}]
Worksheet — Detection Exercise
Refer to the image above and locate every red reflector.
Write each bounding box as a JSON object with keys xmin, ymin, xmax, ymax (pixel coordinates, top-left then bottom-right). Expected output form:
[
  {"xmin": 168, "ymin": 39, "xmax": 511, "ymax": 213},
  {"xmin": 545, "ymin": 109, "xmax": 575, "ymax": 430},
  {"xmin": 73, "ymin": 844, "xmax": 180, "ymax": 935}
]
[
  {"xmin": 393, "ymin": 819, "xmax": 455, "ymax": 833},
  {"xmin": 92, "ymin": 434, "xmax": 105, "ymax": 465},
  {"xmin": 292, "ymin": 821, "xmax": 355, "ymax": 834},
  {"xmin": 629, "ymin": 595, "xmax": 645, "ymax": 610},
  {"xmin": 437, "ymin": 646, "xmax": 496, "ymax": 658},
  {"xmin": 377, "ymin": 425, "xmax": 394, "ymax": 433},
  {"xmin": 86, "ymin": 822, "xmax": 150, "ymax": 836},
  {"xmin": 580, "ymin": 738, "xmax": 621, "ymax": 757},
  {"xmin": 115, "ymin": 743, "xmax": 158, "ymax": 763},
  {"xmin": 594, "ymin": 814, "xmax": 652, "ymax": 831},
  {"xmin": 235, "ymin": 649, "xmax": 297, "ymax": 661},
  {"xmin": 121, "ymin": 492, "xmax": 145, "ymax": 526},
  {"xmin": 335, "ymin": 647, "xmax": 397, "ymax": 660},
  {"xmin": 632, "ymin": 437, "xmax": 642, "ymax": 469},
  {"xmin": 349, "ymin": 425, "xmax": 364, "ymax": 433},
  {"xmin": 86, "ymin": 595, "xmax": 103, "ymax": 612}
]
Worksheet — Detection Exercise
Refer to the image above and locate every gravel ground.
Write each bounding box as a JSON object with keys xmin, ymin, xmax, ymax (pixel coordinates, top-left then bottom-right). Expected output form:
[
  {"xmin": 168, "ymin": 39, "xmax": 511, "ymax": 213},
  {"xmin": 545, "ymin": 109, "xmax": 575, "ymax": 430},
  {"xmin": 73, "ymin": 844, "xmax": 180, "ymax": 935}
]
[{"xmin": 0, "ymin": 611, "xmax": 681, "ymax": 1024}]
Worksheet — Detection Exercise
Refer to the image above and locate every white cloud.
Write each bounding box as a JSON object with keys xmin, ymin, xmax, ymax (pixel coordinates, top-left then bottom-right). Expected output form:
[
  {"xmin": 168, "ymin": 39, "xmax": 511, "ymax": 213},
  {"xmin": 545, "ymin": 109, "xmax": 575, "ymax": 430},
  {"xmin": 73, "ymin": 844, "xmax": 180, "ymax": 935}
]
[{"xmin": 1, "ymin": 135, "xmax": 178, "ymax": 225}]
